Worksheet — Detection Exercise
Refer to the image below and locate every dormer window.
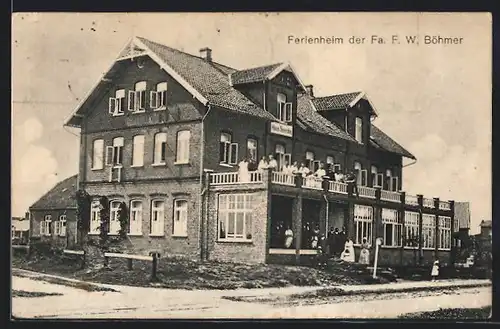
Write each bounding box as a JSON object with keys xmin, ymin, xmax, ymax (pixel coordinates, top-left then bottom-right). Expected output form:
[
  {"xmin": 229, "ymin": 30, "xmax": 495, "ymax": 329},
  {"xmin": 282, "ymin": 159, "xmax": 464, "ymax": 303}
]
[
  {"xmin": 150, "ymin": 82, "xmax": 167, "ymax": 111},
  {"xmin": 355, "ymin": 117, "xmax": 363, "ymax": 143},
  {"xmin": 128, "ymin": 81, "xmax": 146, "ymax": 113},
  {"xmin": 277, "ymin": 93, "xmax": 292, "ymax": 123},
  {"xmin": 109, "ymin": 89, "xmax": 125, "ymax": 116}
]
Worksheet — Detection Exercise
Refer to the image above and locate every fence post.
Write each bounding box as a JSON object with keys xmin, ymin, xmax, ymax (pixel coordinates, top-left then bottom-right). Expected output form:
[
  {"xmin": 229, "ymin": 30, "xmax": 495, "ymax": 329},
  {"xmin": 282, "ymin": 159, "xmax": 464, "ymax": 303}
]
[
  {"xmin": 103, "ymin": 254, "xmax": 109, "ymax": 267},
  {"xmin": 127, "ymin": 258, "xmax": 133, "ymax": 271},
  {"xmin": 80, "ymin": 251, "xmax": 86, "ymax": 270},
  {"xmin": 151, "ymin": 253, "xmax": 158, "ymax": 282}
]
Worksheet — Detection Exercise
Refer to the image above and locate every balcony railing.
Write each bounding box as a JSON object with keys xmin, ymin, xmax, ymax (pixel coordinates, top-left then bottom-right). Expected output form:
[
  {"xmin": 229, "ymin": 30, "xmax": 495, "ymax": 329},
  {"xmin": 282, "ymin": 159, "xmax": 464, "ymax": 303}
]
[
  {"xmin": 209, "ymin": 171, "xmax": 262, "ymax": 185},
  {"xmin": 380, "ymin": 190, "xmax": 401, "ymax": 203},
  {"xmin": 302, "ymin": 176, "xmax": 323, "ymax": 190},
  {"xmin": 405, "ymin": 194, "xmax": 419, "ymax": 206},
  {"xmin": 272, "ymin": 172, "xmax": 295, "ymax": 186},
  {"xmin": 358, "ymin": 186, "xmax": 376, "ymax": 199},
  {"xmin": 329, "ymin": 181, "xmax": 348, "ymax": 194},
  {"xmin": 423, "ymin": 198, "xmax": 435, "ymax": 208},
  {"xmin": 439, "ymin": 201, "xmax": 451, "ymax": 211}
]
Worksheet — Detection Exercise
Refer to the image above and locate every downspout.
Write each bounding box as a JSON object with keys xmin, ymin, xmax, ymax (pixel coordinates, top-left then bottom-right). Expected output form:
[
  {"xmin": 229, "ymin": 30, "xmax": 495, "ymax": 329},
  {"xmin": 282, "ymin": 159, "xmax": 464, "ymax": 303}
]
[{"xmin": 199, "ymin": 103, "xmax": 212, "ymax": 261}]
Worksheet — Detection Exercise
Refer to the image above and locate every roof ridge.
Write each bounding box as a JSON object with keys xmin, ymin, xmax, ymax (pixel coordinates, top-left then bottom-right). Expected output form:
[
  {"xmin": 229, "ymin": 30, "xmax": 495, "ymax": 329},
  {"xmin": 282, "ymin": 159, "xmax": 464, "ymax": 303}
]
[
  {"xmin": 136, "ymin": 36, "xmax": 238, "ymax": 71},
  {"xmin": 313, "ymin": 91, "xmax": 363, "ymax": 100},
  {"xmin": 230, "ymin": 62, "xmax": 284, "ymax": 74}
]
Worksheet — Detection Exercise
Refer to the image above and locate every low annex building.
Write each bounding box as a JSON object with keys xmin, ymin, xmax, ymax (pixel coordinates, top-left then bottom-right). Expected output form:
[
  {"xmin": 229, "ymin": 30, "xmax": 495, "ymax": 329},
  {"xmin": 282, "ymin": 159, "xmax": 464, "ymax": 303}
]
[{"xmin": 58, "ymin": 36, "xmax": 457, "ymax": 266}]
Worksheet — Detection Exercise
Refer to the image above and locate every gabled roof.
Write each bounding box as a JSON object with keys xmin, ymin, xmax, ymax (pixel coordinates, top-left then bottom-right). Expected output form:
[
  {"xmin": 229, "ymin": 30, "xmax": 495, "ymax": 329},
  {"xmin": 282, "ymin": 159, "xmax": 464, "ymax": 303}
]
[
  {"xmin": 30, "ymin": 175, "xmax": 78, "ymax": 210},
  {"xmin": 229, "ymin": 63, "xmax": 283, "ymax": 85},
  {"xmin": 65, "ymin": 37, "xmax": 276, "ymax": 127},
  {"xmin": 297, "ymin": 94, "xmax": 356, "ymax": 142},
  {"xmin": 370, "ymin": 125, "xmax": 416, "ymax": 160},
  {"xmin": 313, "ymin": 92, "xmax": 363, "ymax": 111}
]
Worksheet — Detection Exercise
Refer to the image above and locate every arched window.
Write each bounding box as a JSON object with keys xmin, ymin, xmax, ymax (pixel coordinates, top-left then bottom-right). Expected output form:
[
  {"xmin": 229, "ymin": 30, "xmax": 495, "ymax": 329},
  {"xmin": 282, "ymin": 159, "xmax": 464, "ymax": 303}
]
[
  {"xmin": 129, "ymin": 200, "xmax": 143, "ymax": 235},
  {"xmin": 92, "ymin": 139, "xmax": 104, "ymax": 170},
  {"xmin": 132, "ymin": 135, "xmax": 145, "ymax": 167},
  {"xmin": 246, "ymin": 138, "xmax": 258, "ymax": 163},
  {"xmin": 153, "ymin": 132, "xmax": 167, "ymax": 165},
  {"xmin": 129, "ymin": 81, "xmax": 147, "ymax": 112},
  {"xmin": 176, "ymin": 130, "xmax": 191, "ymax": 163},
  {"xmin": 109, "ymin": 200, "xmax": 121, "ymax": 235},
  {"xmin": 150, "ymin": 199, "xmax": 165, "ymax": 236},
  {"xmin": 306, "ymin": 151, "xmax": 315, "ymax": 171}
]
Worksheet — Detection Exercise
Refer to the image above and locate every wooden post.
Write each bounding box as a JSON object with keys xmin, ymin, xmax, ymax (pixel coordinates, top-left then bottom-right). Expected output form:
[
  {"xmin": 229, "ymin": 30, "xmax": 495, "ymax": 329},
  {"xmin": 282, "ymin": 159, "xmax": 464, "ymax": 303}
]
[
  {"xmin": 127, "ymin": 258, "xmax": 133, "ymax": 271},
  {"xmin": 374, "ymin": 188, "xmax": 382, "ymax": 247},
  {"xmin": 417, "ymin": 194, "xmax": 424, "ymax": 266},
  {"xmin": 103, "ymin": 255, "xmax": 109, "ymax": 267},
  {"xmin": 399, "ymin": 191, "xmax": 406, "ymax": 266},
  {"xmin": 449, "ymin": 200, "xmax": 456, "ymax": 266},
  {"xmin": 434, "ymin": 197, "xmax": 440, "ymax": 258},
  {"xmin": 151, "ymin": 253, "xmax": 158, "ymax": 282},
  {"xmin": 80, "ymin": 252, "xmax": 86, "ymax": 270},
  {"xmin": 264, "ymin": 168, "xmax": 273, "ymax": 263}
]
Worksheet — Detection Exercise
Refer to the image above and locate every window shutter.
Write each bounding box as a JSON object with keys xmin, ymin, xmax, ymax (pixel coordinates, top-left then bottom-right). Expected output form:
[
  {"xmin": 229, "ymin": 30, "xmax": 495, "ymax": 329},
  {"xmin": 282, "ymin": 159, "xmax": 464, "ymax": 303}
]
[
  {"xmin": 150, "ymin": 91, "xmax": 157, "ymax": 109},
  {"xmin": 108, "ymin": 97, "xmax": 116, "ymax": 114},
  {"xmin": 105, "ymin": 146, "xmax": 114, "ymax": 166},
  {"xmin": 391, "ymin": 177, "xmax": 399, "ymax": 192},
  {"xmin": 377, "ymin": 173, "xmax": 384, "ymax": 187},
  {"xmin": 128, "ymin": 91, "xmax": 136, "ymax": 111},
  {"xmin": 160, "ymin": 91, "xmax": 167, "ymax": 107},
  {"xmin": 285, "ymin": 103, "xmax": 293, "ymax": 122},
  {"xmin": 219, "ymin": 142, "xmax": 226, "ymax": 163},
  {"xmin": 229, "ymin": 143, "xmax": 238, "ymax": 165},
  {"xmin": 139, "ymin": 91, "xmax": 146, "ymax": 109},
  {"xmin": 361, "ymin": 169, "xmax": 368, "ymax": 186},
  {"xmin": 39, "ymin": 221, "xmax": 45, "ymax": 235}
]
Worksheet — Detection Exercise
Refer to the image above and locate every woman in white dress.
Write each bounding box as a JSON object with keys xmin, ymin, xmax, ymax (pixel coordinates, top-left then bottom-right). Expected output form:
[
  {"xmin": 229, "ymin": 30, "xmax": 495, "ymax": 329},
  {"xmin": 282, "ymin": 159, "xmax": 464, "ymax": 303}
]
[
  {"xmin": 238, "ymin": 158, "xmax": 250, "ymax": 183},
  {"xmin": 284, "ymin": 226, "xmax": 294, "ymax": 248},
  {"xmin": 257, "ymin": 156, "xmax": 269, "ymax": 172},
  {"xmin": 341, "ymin": 237, "xmax": 356, "ymax": 262},
  {"xmin": 358, "ymin": 237, "xmax": 370, "ymax": 265}
]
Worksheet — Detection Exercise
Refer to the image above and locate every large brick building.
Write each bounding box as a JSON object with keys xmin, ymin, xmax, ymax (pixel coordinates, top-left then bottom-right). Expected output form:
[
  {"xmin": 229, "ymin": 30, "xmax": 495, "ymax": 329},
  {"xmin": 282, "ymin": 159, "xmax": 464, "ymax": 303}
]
[{"xmin": 61, "ymin": 36, "xmax": 457, "ymax": 266}]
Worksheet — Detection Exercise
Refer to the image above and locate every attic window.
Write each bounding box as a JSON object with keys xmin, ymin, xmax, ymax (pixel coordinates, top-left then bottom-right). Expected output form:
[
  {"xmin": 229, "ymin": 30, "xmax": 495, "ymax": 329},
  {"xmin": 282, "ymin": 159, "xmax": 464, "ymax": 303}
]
[{"xmin": 109, "ymin": 89, "xmax": 125, "ymax": 116}]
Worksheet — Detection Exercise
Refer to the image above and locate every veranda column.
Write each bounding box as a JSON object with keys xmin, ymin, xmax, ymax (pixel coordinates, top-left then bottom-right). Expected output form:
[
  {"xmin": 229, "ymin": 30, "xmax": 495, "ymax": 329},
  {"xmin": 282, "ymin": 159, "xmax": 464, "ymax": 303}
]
[
  {"xmin": 374, "ymin": 188, "xmax": 383, "ymax": 247},
  {"xmin": 399, "ymin": 191, "xmax": 406, "ymax": 266},
  {"xmin": 346, "ymin": 183, "xmax": 355, "ymax": 242},
  {"xmin": 434, "ymin": 197, "xmax": 440, "ymax": 258},
  {"xmin": 449, "ymin": 200, "xmax": 456, "ymax": 266},
  {"xmin": 293, "ymin": 172, "xmax": 304, "ymax": 265},
  {"xmin": 263, "ymin": 168, "xmax": 273, "ymax": 263}
]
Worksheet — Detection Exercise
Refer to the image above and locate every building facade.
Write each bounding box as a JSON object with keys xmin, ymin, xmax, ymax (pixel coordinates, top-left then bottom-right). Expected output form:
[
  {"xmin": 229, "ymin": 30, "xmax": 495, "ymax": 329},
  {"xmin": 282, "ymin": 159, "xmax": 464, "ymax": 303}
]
[
  {"xmin": 64, "ymin": 36, "xmax": 456, "ymax": 266},
  {"xmin": 29, "ymin": 174, "xmax": 78, "ymax": 249},
  {"xmin": 11, "ymin": 216, "xmax": 30, "ymax": 245}
]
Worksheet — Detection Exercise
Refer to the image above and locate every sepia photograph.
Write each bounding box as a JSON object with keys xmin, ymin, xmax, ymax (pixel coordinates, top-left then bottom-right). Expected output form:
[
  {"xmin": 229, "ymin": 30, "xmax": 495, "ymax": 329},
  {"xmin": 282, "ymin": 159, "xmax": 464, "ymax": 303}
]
[{"xmin": 11, "ymin": 12, "xmax": 492, "ymax": 320}]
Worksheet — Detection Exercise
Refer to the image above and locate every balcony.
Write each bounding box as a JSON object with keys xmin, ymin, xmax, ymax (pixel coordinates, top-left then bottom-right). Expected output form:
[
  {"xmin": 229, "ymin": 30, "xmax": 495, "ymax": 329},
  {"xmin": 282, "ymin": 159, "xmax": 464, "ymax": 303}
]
[{"xmin": 207, "ymin": 170, "xmax": 452, "ymax": 212}]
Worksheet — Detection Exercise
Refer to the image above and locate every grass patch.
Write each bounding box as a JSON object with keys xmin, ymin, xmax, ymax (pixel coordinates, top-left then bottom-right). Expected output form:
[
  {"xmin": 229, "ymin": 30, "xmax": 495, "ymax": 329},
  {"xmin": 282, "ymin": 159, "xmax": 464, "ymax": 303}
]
[
  {"xmin": 399, "ymin": 306, "xmax": 491, "ymax": 320},
  {"xmin": 12, "ymin": 290, "xmax": 63, "ymax": 298},
  {"xmin": 12, "ymin": 252, "xmax": 390, "ymax": 290}
]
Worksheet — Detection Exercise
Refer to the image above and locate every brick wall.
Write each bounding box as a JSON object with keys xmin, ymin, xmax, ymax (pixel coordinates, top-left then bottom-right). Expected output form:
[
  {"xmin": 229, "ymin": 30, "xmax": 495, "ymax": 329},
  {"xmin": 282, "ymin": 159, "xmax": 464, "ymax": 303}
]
[
  {"xmin": 83, "ymin": 179, "xmax": 201, "ymax": 259},
  {"xmin": 30, "ymin": 209, "xmax": 77, "ymax": 249},
  {"xmin": 206, "ymin": 185, "xmax": 269, "ymax": 263}
]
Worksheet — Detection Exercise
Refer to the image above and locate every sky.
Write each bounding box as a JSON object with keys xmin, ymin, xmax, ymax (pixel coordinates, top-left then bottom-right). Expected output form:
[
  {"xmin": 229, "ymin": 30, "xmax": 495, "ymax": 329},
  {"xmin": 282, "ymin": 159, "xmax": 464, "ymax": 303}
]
[{"xmin": 12, "ymin": 12, "xmax": 491, "ymax": 233}]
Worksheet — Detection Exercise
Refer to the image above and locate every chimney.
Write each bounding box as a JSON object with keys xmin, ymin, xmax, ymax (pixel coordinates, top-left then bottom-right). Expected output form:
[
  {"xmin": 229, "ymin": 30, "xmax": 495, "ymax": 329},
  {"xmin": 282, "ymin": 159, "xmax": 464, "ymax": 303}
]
[
  {"xmin": 199, "ymin": 47, "xmax": 212, "ymax": 62},
  {"xmin": 305, "ymin": 85, "xmax": 314, "ymax": 97}
]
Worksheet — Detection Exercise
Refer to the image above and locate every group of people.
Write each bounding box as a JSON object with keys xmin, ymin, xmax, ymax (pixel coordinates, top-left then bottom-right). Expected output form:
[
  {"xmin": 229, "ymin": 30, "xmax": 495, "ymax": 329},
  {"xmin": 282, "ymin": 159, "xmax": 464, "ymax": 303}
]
[
  {"xmin": 237, "ymin": 155, "xmax": 360, "ymax": 197},
  {"xmin": 280, "ymin": 225, "xmax": 371, "ymax": 266}
]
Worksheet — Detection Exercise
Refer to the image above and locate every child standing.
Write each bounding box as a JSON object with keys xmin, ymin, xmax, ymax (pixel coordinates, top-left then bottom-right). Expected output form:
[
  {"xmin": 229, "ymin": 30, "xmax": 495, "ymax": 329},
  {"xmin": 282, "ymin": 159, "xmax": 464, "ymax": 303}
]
[{"xmin": 431, "ymin": 260, "xmax": 440, "ymax": 282}]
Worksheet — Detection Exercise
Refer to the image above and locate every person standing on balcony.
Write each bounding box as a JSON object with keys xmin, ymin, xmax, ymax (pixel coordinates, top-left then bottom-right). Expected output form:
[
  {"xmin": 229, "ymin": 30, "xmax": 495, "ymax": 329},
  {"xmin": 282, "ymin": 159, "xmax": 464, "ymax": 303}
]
[
  {"xmin": 334, "ymin": 168, "xmax": 345, "ymax": 183},
  {"xmin": 257, "ymin": 156, "xmax": 268, "ymax": 172},
  {"xmin": 327, "ymin": 164, "xmax": 336, "ymax": 181},
  {"xmin": 282, "ymin": 160, "xmax": 293, "ymax": 175},
  {"xmin": 345, "ymin": 171, "xmax": 359, "ymax": 197},
  {"xmin": 315, "ymin": 163, "xmax": 327, "ymax": 178},
  {"xmin": 268, "ymin": 154, "xmax": 278, "ymax": 171},
  {"xmin": 238, "ymin": 157, "xmax": 250, "ymax": 183},
  {"xmin": 298, "ymin": 162, "xmax": 310, "ymax": 177},
  {"xmin": 290, "ymin": 161, "xmax": 299, "ymax": 174}
]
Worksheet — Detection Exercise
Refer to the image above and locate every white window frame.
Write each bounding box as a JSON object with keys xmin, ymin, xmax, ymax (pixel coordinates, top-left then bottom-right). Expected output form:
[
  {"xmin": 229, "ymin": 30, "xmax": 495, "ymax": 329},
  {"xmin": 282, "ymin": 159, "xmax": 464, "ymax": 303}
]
[
  {"xmin": 109, "ymin": 201, "xmax": 121, "ymax": 235},
  {"xmin": 92, "ymin": 139, "xmax": 104, "ymax": 170},
  {"xmin": 382, "ymin": 208, "xmax": 402, "ymax": 247},
  {"xmin": 173, "ymin": 199, "xmax": 188, "ymax": 237},
  {"xmin": 385, "ymin": 169, "xmax": 393, "ymax": 191},
  {"xmin": 438, "ymin": 216, "xmax": 452, "ymax": 250},
  {"xmin": 175, "ymin": 130, "xmax": 191, "ymax": 164},
  {"xmin": 305, "ymin": 151, "xmax": 315, "ymax": 172},
  {"xmin": 354, "ymin": 205, "xmax": 373, "ymax": 245},
  {"xmin": 220, "ymin": 133, "xmax": 238, "ymax": 166},
  {"xmin": 42, "ymin": 215, "xmax": 52, "ymax": 236},
  {"xmin": 59, "ymin": 215, "xmax": 67, "ymax": 237},
  {"xmin": 371, "ymin": 165, "xmax": 381, "ymax": 187},
  {"xmin": 129, "ymin": 200, "xmax": 143, "ymax": 236},
  {"xmin": 150, "ymin": 199, "xmax": 165, "ymax": 236},
  {"xmin": 106, "ymin": 137, "xmax": 124, "ymax": 167},
  {"xmin": 404, "ymin": 211, "xmax": 420, "ymax": 248},
  {"xmin": 150, "ymin": 82, "xmax": 167, "ymax": 110},
  {"xmin": 391, "ymin": 176, "xmax": 399, "ymax": 192},
  {"xmin": 109, "ymin": 89, "xmax": 125, "ymax": 116},
  {"xmin": 275, "ymin": 144, "xmax": 287, "ymax": 171},
  {"xmin": 354, "ymin": 162, "xmax": 362, "ymax": 185},
  {"xmin": 131, "ymin": 135, "xmax": 145, "ymax": 167},
  {"xmin": 326, "ymin": 156, "xmax": 334, "ymax": 165},
  {"xmin": 247, "ymin": 138, "xmax": 258, "ymax": 163},
  {"xmin": 355, "ymin": 116, "xmax": 363, "ymax": 143},
  {"xmin": 422, "ymin": 214, "xmax": 436, "ymax": 249},
  {"xmin": 89, "ymin": 201, "xmax": 101, "ymax": 235},
  {"xmin": 218, "ymin": 194, "xmax": 255, "ymax": 242},
  {"xmin": 277, "ymin": 93, "xmax": 292, "ymax": 123},
  {"xmin": 153, "ymin": 132, "xmax": 167, "ymax": 166},
  {"xmin": 128, "ymin": 81, "xmax": 147, "ymax": 113}
]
